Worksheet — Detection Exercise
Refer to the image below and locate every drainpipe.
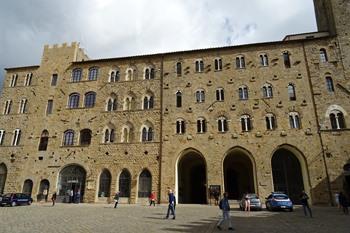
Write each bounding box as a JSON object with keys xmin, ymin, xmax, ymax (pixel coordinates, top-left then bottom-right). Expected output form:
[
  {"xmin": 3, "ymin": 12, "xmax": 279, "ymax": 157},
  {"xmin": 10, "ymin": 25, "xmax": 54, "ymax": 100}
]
[
  {"xmin": 302, "ymin": 42, "xmax": 334, "ymax": 206},
  {"xmin": 158, "ymin": 55, "xmax": 164, "ymax": 203}
]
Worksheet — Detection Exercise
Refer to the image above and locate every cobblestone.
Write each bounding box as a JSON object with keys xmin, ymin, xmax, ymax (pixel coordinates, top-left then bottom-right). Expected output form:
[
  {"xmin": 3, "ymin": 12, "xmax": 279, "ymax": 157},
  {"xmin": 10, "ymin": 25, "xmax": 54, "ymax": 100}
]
[{"xmin": 0, "ymin": 203, "xmax": 349, "ymax": 233}]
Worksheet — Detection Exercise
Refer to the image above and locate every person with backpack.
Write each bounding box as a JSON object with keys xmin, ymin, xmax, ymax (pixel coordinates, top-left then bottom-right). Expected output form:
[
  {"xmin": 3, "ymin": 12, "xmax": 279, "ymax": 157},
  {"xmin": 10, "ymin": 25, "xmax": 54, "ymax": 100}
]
[
  {"xmin": 217, "ymin": 192, "xmax": 234, "ymax": 231},
  {"xmin": 300, "ymin": 191, "xmax": 312, "ymax": 217}
]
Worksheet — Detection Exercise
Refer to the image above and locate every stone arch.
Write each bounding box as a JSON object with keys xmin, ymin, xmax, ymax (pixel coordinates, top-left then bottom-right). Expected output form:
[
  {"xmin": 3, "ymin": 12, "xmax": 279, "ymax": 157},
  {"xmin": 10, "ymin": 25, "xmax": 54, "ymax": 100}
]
[
  {"xmin": 176, "ymin": 148, "xmax": 207, "ymax": 204},
  {"xmin": 97, "ymin": 168, "xmax": 112, "ymax": 198},
  {"xmin": 37, "ymin": 179, "xmax": 50, "ymax": 202},
  {"xmin": 137, "ymin": 168, "xmax": 152, "ymax": 199},
  {"xmin": 57, "ymin": 164, "xmax": 87, "ymax": 203},
  {"xmin": 118, "ymin": 168, "xmax": 132, "ymax": 198},
  {"xmin": 223, "ymin": 146, "xmax": 257, "ymax": 199},
  {"xmin": 22, "ymin": 179, "xmax": 34, "ymax": 196},
  {"xmin": 0, "ymin": 163, "xmax": 7, "ymax": 194},
  {"xmin": 270, "ymin": 144, "xmax": 310, "ymax": 204}
]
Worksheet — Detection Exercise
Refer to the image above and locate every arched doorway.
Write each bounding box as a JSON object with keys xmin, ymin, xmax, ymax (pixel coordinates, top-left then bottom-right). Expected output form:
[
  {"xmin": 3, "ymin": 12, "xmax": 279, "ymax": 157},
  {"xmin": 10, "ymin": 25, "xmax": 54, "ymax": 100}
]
[
  {"xmin": 177, "ymin": 150, "xmax": 207, "ymax": 204},
  {"xmin": 57, "ymin": 165, "xmax": 86, "ymax": 203},
  {"xmin": 38, "ymin": 179, "xmax": 50, "ymax": 202},
  {"xmin": 271, "ymin": 148, "xmax": 305, "ymax": 204},
  {"xmin": 223, "ymin": 148, "xmax": 255, "ymax": 199},
  {"xmin": 22, "ymin": 179, "xmax": 33, "ymax": 196},
  {"xmin": 119, "ymin": 169, "xmax": 131, "ymax": 198},
  {"xmin": 0, "ymin": 163, "xmax": 7, "ymax": 194},
  {"xmin": 98, "ymin": 169, "xmax": 111, "ymax": 198},
  {"xmin": 138, "ymin": 169, "xmax": 152, "ymax": 198}
]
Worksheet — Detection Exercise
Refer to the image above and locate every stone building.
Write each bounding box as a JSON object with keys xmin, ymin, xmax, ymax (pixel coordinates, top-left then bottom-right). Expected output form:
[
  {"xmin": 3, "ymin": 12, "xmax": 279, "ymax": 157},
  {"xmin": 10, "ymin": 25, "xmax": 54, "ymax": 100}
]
[{"xmin": 0, "ymin": 0, "xmax": 349, "ymax": 204}]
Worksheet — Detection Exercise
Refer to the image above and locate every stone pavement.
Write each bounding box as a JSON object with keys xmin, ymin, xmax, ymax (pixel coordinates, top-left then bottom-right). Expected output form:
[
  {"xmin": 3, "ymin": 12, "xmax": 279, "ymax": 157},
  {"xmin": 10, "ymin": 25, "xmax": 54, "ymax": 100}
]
[{"xmin": 0, "ymin": 203, "xmax": 349, "ymax": 233}]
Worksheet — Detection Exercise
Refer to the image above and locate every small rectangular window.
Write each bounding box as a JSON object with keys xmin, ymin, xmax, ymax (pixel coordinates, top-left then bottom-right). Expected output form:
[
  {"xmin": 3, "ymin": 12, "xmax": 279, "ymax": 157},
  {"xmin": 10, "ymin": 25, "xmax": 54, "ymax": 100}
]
[
  {"xmin": 283, "ymin": 52, "xmax": 291, "ymax": 68},
  {"xmin": 51, "ymin": 74, "xmax": 58, "ymax": 86},
  {"xmin": 46, "ymin": 100, "xmax": 53, "ymax": 115}
]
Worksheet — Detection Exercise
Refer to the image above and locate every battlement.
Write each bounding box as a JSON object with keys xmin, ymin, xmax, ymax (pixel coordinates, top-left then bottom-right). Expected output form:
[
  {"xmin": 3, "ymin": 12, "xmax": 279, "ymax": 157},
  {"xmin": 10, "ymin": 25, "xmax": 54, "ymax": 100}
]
[{"xmin": 41, "ymin": 41, "xmax": 89, "ymax": 65}]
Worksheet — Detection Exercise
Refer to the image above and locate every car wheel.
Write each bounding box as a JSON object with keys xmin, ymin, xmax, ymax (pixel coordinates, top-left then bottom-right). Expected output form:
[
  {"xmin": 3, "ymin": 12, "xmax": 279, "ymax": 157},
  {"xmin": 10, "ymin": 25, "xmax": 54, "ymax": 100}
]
[
  {"xmin": 27, "ymin": 200, "xmax": 32, "ymax": 205},
  {"xmin": 11, "ymin": 201, "xmax": 16, "ymax": 207}
]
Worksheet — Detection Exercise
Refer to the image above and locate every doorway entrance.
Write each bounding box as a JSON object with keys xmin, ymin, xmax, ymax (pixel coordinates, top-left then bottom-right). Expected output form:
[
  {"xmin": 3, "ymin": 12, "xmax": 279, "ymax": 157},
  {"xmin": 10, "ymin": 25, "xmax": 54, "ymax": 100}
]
[
  {"xmin": 57, "ymin": 165, "xmax": 86, "ymax": 203},
  {"xmin": 177, "ymin": 151, "xmax": 207, "ymax": 204},
  {"xmin": 271, "ymin": 148, "xmax": 304, "ymax": 204},
  {"xmin": 223, "ymin": 148, "xmax": 255, "ymax": 199},
  {"xmin": 0, "ymin": 163, "xmax": 6, "ymax": 194}
]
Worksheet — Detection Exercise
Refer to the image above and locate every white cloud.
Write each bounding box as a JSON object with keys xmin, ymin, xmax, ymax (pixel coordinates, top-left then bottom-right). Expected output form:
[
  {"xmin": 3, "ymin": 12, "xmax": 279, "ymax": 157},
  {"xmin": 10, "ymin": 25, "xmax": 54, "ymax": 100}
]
[{"xmin": 0, "ymin": 0, "xmax": 317, "ymax": 85}]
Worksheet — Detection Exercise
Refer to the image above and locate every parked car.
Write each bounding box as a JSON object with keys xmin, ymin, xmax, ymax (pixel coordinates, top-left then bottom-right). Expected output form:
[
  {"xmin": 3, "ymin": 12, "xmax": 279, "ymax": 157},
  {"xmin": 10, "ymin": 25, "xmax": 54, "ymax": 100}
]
[
  {"xmin": 0, "ymin": 193, "xmax": 33, "ymax": 207},
  {"xmin": 239, "ymin": 193, "xmax": 263, "ymax": 211},
  {"xmin": 265, "ymin": 192, "xmax": 293, "ymax": 211}
]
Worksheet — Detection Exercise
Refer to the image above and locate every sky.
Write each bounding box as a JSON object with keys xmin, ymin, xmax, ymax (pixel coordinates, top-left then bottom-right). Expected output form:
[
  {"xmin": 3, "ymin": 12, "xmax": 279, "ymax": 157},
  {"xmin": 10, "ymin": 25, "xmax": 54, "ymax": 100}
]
[{"xmin": 0, "ymin": 0, "xmax": 317, "ymax": 87}]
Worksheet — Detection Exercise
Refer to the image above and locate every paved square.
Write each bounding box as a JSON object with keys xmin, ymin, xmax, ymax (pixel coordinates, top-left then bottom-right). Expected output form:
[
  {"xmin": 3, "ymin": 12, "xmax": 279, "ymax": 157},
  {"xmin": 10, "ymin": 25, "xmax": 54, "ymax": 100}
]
[{"xmin": 0, "ymin": 203, "xmax": 349, "ymax": 233}]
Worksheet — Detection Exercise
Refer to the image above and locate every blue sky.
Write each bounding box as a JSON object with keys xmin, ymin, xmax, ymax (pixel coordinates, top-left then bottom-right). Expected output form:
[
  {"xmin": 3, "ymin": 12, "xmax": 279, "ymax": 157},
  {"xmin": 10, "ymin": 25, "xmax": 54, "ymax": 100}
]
[{"xmin": 0, "ymin": 0, "xmax": 317, "ymax": 86}]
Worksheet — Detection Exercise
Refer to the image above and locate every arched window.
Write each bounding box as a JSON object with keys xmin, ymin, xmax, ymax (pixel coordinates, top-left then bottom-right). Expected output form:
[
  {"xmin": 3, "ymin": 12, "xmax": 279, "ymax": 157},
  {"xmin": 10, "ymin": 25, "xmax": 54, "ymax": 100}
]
[
  {"xmin": 109, "ymin": 70, "xmax": 120, "ymax": 82},
  {"xmin": 19, "ymin": 98, "xmax": 28, "ymax": 114},
  {"xmin": 240, "ymin": 114, "xmax": 252, "ymax": 132},
  {"xmin": 104, "ymin": 128, "xmax": 115, "ymax": 143},
  {"xmin": 176, "ymin": 119, "xmax": 185, "ymax": 134},
  {"xmin": 138, "ymin": 169, "xmax": 152, "ymax": 198},
  {"xmin": 265, "ymin": 113, "xmax": 276, "ymax": 130},
  {"xmin": 176, "ymin": 62, "xmax": 182, "ymax": 76},
  {"xmin": 218, "ymin": 116, "xmax": 228, "ymax": 132},
  {"xmin": 289, "ymin": 112, "xmax": 301, "ymax": 129},
  {"xmin": 63, "ymin": 130, "xmax": 74, "ymax": 146},
  {"xmin": 196, "ymin": 90, "xmax": 205, "ymax": 103},
  {"xmin": 0, "ymin": 163, "xmax": 7, "ymax": 194},
  {"xmin": 72, "ymin": 68, "xmax": 82, "ymax": 82},
  {"xmin": 197, "ymin": 118, "xmax": 207, "ymax": 133},
  {"xmin": 106, "ymin": 95, "xmax": 117, "ymax": 111},
  {"xmin": 24, "ymin": 73, "xmax": 33, "ymax": 86},
  {"xmin": 236, "ymin": 56, "xmax": 245, "ymax": 69},
  {"xmin": 126, "ymin": 68, "xmax": 134, "ymax": 81},
  {"xmin": 124, "ymin": 96, "xmax": 135, "ymax": 111},
  {"xmin": 121, "ymin": 124, "xmax": 133, "ymax": 143},
  {"xmin": 320, "ymin": 48, "xmax": 328, "ymax": 63},
  {"xmin": 141, "ymin": 126, "xmax": 153, "ymax": 142},
  {"xmin": 98, "ymin": 169, "xmax": 111, "ymax": 197},
  {"xmin": 84, "ymin": 92, "xmax": 96, "ymax": 108},
  {"xmin": 288, "ymin": 84, "xmax": 296, "ymax": 101},
  {"xmin": 283, "ymin": 51, "xmax": 291, "ymax": 68},
  {"xmin": 239, "ymin": 86, "xmax": 248, "ymax": 100},
  {"xmin": 260, "ymin": 53, "xmax": 269, "ymax": 66},
  {"xmin": 38, "ymin": 130, "xmax": 49, "ymax": 151},
  {"xmin": 325, "ymin": 76, "xmax": 335, "ymax": 92},
  {"xmin": 12, "ymin": 129, "xmax": 21, "ymax": 146},
  {"xmin": 88, "ymin": 67, "xmax": 99, "ymax": 81},
  {"xmin": 216, "ymin": 88, "xmax": 224, "ymax": 101},
  {"xmin": 80, "ymin": 129, "xmax": 92, "ymax": 145},
  {"xmin": 262, "ymin": 83, "xmax": 273, "ymax": 98},
  {"xmin": 144, "ymin": 67, "xmax": 155, "ymax": 80},
  {"xmin": 143, "ymin": 95, "xmax": 154, "ymax": 110},
  {"xmin": 22, "ymin": 179, "xmax": 33, "ymax": 196},
  {"xmin": 330, "ymin": 110, "xmax": 346, "ymax": 130},
  {"xmin": 214, "ymin": 58, "xmax": 222, "ymax": 71},
  {"xmin": 68, "ymin": 93, "xmax": 80, "ymax": 108},
  {"xmin": 119, "ymin": 169, "xmax": 131, "ymax": 197},
  {"xmin": 195, "ymin": 59, "xmax": 204, "ymax": 72},
  {"xmin": 9, "ymin": 74, "xmax": 18, "ymax": 87},
  {"xmin": 3, "ymin": 100, "xmax": 12, "ymax": 115},
  {"xmin": 0, "ymin": 130, "xmax": 5, "ymax": 145},
  {"xmin": 176, "ymin": 91, "xmax": 182, "ymax": 107}
]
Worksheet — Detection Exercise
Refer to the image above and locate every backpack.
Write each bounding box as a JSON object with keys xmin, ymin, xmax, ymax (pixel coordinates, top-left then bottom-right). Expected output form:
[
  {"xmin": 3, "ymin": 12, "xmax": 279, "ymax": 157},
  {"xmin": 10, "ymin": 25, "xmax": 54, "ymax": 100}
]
[{"xmin": 219, "ymin": 199, "xmax": 223, "ymax": 210}]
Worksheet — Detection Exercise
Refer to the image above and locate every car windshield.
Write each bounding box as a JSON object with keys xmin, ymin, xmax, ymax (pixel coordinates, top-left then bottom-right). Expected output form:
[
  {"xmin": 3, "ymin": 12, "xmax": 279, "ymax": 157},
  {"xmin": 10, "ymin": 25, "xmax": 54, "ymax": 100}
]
[
  {"xmin": 274, "ymin": 194, "xmax": 288, "ymax": 199},
  {"xmin": 247, "ymin": 194, "xmax": 258, "ymax": 199}
]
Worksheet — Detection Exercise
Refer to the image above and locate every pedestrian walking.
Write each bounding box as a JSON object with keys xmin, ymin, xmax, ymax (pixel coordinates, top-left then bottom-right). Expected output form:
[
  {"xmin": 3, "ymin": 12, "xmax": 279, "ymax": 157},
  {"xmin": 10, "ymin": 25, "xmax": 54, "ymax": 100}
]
[
  {"xmin": 217, "ymin": 192, "xmax": 234, "ymax": 231},
  {"xmin": 244, "ymin": 194, "xmax": 250, "ymax": 212},
  {"xmin": 114, "ymin": 192, "xmax": 120, "ymax": 208},
  {"xmin": 69, "ymin": 189, "xmax": 74, "ymax": 203},
  {"xmin": 149, "ymin": 192, "xmax": 156, "ymax": 206},
  {"xmin": 51, "ymin": 192, "xmax": 57, "ymax": 206},
  {"xmin": 335, "ymin": 192, "xmax": 340, "ymax": 209},
  {"xmin": 300, "ymin": 191, "xmax": 312, "ymax": 217},
  {"xmin": 165, "ymin": 189, "xmax": 176, "ymax": 219},
  {"xmin": 338, "ymin": 192, "xmax": 349, "ymax": 215},
  {"xmin": 75, "ymin": 189, "xmax": 81, "ymax": 204}
]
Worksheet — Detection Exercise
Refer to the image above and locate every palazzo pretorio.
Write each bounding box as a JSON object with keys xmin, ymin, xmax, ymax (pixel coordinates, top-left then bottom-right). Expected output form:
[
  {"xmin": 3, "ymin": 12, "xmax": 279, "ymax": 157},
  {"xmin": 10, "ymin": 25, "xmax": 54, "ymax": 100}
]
[{"xmin": 0, "ymin": 0, "xmax": 350, "ymax": 205}]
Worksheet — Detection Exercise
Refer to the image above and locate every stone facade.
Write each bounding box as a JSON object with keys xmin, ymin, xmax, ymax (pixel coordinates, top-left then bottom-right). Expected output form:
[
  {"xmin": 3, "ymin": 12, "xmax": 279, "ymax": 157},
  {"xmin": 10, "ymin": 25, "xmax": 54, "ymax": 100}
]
[{"xmin": 0, "ymin": 0, "xmax": 349, "ymax": 204}]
